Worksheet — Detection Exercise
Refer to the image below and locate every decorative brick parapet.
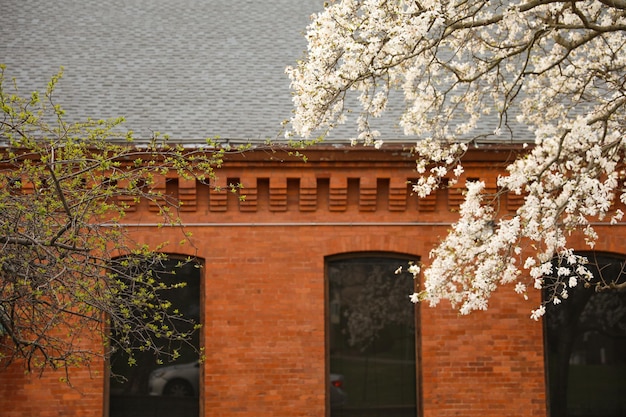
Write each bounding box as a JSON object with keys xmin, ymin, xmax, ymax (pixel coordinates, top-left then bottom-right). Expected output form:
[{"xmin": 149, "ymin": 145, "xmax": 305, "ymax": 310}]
[
  {"xmin": 416, "ymin": 188, "xmax": 437, "ymax": 212},
  {"xmin": 507, "ymin": 191, "xmax": 525, "ymax": 212},
  {"xmin": 329, "ymin": 176, "xmax": 348, "ymax": 212},
  {"xmin": 4, "ymin": 144, "xmax": 543, "ymax": 217},
  {"xmin": 269, "ymin": 177, "xmax": 288, "ymax": 212},
  {"xmin": 178, "ymin": 178, "xmax": 197, "ymax": 212},
  {"xmin": 388, "ymin": 177, "xmax": 408, "ymax": 212},
  {"xmin": 447, "ymin": 183, "xmax": 466, "ymax": 212},
  {"xmin": 130, "ymin": 172, "xmax": 529, "ymax": 216},
  {"xmin": 299, "ymin": 176, "xmax": 317, "ymax": 212},
  {"xmin": 115, "ymin": 178, "xmax": 139, "ymax": 212},
  {"xmin": 239, "ymin": 176, "xmax": 258, "ymax": 212},
  {"xmin": 358, "ymin": 177, "xmax": 377, "ymax": 212},
  {"xmin": 209, "ymin": 177, "xmax": 228, "ymax": 212},
  {"xmin": 148, "ymin": 174, "xmax": 166, "ymax": 213}
]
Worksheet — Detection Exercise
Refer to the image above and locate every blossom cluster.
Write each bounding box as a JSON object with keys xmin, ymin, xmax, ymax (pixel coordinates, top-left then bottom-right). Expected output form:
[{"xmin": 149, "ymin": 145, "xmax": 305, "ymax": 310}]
[{"xmin": 289, "ymin": 0, "xmax": 626, "ymax": 317}]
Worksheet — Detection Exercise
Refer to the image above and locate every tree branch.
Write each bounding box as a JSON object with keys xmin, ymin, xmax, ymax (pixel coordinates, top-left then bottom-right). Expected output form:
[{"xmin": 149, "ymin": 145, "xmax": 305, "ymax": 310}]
[
  {"xmin": 596, "ymin": 0, "xmax": 626, "ymax": 10},
  {"xmin": 0, "ymin": 236, "xmax": 89, "ymax": 252}
]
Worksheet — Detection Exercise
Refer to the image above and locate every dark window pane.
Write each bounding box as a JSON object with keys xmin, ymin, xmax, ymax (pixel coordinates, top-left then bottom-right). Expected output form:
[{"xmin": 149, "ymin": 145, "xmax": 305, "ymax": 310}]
[
  {"xmin": 109, "ymin": 257, "xmax": 201, "ymax": 417},
  {"xmin": 328, "ymin": 256, "xmax": 417, "ymax": 417},
  {"xmin": 544, "ymin": 253, "xmax": 626, "ymax": 417}
]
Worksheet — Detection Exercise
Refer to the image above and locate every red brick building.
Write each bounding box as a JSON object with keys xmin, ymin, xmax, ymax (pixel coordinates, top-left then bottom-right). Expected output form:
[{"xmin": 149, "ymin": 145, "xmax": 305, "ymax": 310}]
[
  {"xmin": 2, "ymin": 2, "xmax": 626, "ymax": 414},
  {"xmin": 4, "ymin": 143, "xmax": 624, "ymax": 417}
]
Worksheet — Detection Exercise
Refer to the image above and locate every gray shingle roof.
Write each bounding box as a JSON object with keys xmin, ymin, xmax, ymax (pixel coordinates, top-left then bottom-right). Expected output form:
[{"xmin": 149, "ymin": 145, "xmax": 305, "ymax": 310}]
[
  {"xmin": 0, "ymin": 0, "xmax": 326, "ymax": 142},
  {"xmin": 0, "ymin": 0, "xmax": 528, "ymax": 144}
]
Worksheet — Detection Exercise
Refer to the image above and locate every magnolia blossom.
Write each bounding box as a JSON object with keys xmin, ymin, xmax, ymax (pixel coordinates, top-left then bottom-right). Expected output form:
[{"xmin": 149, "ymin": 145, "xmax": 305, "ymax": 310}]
[{"xmin": 289, "ymin": 0, "xmax": 626, "ymax": 316}]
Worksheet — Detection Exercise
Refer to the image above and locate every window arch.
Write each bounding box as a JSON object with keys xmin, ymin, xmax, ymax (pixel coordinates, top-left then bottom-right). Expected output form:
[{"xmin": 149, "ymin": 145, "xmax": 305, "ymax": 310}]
[
  {"xmin": 326, "ymin": 252, "xmax": 420, "ymax": 417},
  {"xmin": 543, "ymin": 252, "xmax": 626, "ymax": 417},
  {"xmin": 107, "ymin": 255, "xmax": 202, "ymax": 417}
]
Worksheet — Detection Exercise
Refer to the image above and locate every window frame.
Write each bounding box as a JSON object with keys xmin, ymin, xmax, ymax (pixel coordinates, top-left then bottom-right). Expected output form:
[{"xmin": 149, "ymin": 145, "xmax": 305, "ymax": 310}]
[
  {"xmin": 325, "ymin": 251, "xmax": 422, "ymax": 417},
  {"xmin": 104, "ymin": 254, "xmax": 204, "ymax": 417}
]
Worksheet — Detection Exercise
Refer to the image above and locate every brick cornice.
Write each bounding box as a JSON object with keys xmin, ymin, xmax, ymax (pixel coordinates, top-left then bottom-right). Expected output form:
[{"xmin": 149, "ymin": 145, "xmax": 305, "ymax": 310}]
[{"xmin": 1, "ymin": 143, "xmax": 535, "ymax": 220}]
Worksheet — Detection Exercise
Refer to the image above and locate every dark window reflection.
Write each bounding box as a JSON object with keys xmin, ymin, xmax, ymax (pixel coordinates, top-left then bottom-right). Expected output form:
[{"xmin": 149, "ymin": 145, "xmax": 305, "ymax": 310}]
[
  {"xmin": 328, "ymin": 256, "xmax": 417, "ymax": 417},
  {"xmin": 544, "ymin": 253, "xmax": 626, "ymax": 417},
  {"xmin": 109, "ymin": 257, "xmax": 201, "ymax": 417}
]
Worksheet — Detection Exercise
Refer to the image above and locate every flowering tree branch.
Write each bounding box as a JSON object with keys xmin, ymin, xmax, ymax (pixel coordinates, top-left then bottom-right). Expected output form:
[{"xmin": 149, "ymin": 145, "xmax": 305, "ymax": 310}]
[{"xmin": 288, "ymin": 0, "xmax": 626, "ymax": 317}]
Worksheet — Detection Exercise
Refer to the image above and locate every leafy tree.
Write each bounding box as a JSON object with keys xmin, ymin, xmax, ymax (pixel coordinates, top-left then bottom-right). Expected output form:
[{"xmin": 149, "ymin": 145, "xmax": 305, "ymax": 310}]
[
  {"xmin": 287, "ymin": 0, "xmax": 626, "ymax": 318},
  {"xmin": 0, "ymin": 65, "xmax": 238, "ymax": 377}
]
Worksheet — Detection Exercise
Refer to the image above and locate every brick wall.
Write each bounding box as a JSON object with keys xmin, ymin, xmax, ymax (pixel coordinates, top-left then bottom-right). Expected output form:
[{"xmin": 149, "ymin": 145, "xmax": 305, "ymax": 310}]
[
  {"xmin": 4, "ymin": 144, "xmax": 622, "ymax": 416},
  {"xmin": 0, "ymin": 341, "xmax": 105, "ymax": 417}
]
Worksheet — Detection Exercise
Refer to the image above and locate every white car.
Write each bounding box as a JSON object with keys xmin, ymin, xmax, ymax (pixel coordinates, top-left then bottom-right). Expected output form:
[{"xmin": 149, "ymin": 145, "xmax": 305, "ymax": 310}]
[
  {"xmin": 148, "ymin": 360, "xmax": 347, "ymax": 407},
  {"xmin": 148, "ymin": 361, "xmax": 200, "ymax": 397}
]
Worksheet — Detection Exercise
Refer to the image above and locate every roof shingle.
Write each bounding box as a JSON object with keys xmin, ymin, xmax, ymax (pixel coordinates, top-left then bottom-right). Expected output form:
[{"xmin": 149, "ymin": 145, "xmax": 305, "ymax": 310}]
[
  {"xmin": 1, "ymin": 0, "xmax": 528, "ymax": 144},
  {"xmin": 1, "ymin": 0, "xmax": 324, "ymax": 142}
]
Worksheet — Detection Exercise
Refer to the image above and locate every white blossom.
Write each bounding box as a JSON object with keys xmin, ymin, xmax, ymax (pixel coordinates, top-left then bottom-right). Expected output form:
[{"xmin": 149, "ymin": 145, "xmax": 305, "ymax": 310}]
[
  {"xmin": 289, "ymin": 0, "xmax": 626, "ymax": 316},
  {"xmin": 531, "ymin": 305, "xmax": 546, "ymax": 321}
]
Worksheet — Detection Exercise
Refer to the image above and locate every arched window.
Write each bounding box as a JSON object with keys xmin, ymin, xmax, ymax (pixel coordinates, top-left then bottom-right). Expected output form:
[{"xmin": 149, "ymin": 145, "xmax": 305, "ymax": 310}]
[
  {"xmin": 543, "ymin": 252, "xmax": 626, "ymax": 417},
  {"xmin": 327, "ymin": 254, "xmax": 419, "ymax": 417},
  {"xmin": 108, "ymin": 256, "xmax": 202, "ymax": 417}
]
